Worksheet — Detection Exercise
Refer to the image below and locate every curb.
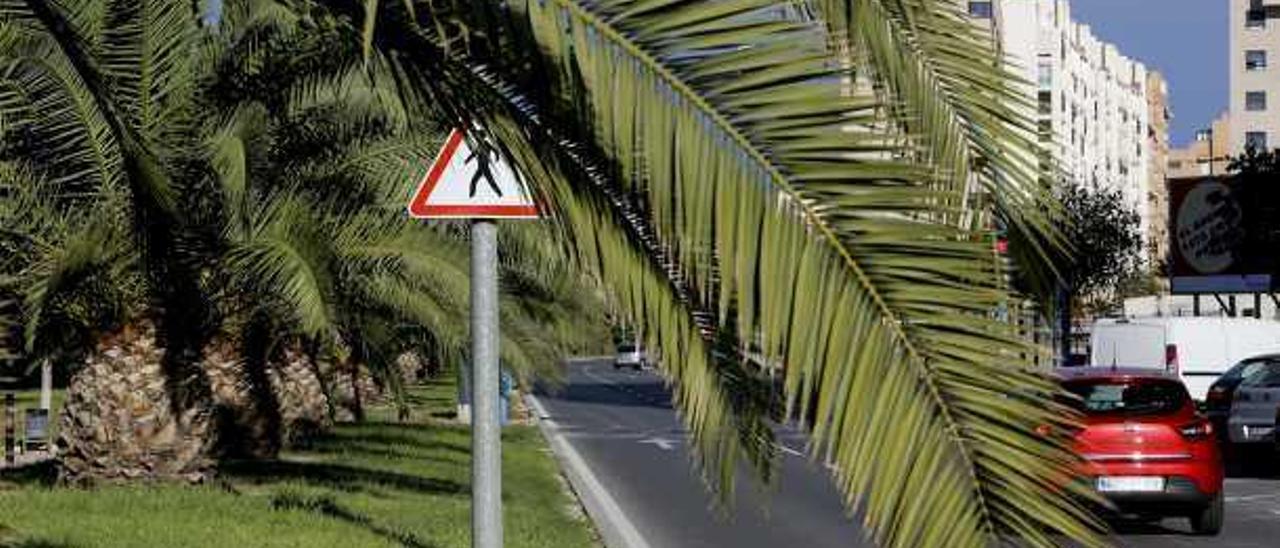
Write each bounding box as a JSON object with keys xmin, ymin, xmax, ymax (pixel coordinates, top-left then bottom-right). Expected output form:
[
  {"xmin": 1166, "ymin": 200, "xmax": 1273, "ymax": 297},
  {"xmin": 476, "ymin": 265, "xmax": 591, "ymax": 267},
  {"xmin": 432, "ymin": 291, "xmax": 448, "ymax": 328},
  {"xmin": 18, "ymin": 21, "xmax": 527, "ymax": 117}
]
[{"xmin": 524, "ymin": 393, "xmax": 652, "ymax": 548}]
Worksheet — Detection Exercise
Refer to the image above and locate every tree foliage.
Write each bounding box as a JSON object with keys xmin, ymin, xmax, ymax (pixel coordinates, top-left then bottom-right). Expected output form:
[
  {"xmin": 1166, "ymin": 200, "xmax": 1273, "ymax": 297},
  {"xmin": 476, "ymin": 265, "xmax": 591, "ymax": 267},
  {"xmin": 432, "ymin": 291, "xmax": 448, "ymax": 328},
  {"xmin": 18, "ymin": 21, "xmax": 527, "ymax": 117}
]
[
  {"xmin": 1058, "ymin": 179, "xmax": 1144, "ymax": 308},
  {"xmin": 1228, "ymin": 147, "xmax": 1280, "ymax": 268},
  {"xmin": 0, "ymin": 0, "xmax": 604, "ymax": 394}
]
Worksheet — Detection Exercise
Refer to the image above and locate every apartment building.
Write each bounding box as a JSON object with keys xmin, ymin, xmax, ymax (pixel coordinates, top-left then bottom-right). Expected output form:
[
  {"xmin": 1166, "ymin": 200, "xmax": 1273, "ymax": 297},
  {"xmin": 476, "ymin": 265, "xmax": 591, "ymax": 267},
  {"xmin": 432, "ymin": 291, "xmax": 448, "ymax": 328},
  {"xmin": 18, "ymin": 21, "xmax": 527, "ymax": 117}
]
[
  {"xmin": 970, "ymin": 0, "xmax": 1158, "ymax": 262},
  {"xmin": 1167, "ymin": 113, "xmax": 1233, "ymax": 178},
  {"xmin": 1230, "ymin": 0, "xmax": 1280, "ymax": 154},
  {"xmin": 1146, "ymin": 72, "xmax": 1171, "ymax": 268}
]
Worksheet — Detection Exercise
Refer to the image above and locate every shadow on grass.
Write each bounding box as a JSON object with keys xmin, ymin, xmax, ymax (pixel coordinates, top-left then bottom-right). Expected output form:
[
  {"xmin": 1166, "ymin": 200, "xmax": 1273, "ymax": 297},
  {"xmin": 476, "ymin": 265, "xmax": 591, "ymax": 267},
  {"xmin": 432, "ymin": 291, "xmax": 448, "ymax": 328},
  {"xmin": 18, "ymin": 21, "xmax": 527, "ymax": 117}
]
[
  {"xmin": 0, "ymin": 541, "xmax": 82, "ymax": 548},
  {"xmin": 222, "ymin": 460, "xmax": 465, "ymax": 497},
  {"xmin": 270, "ymin": 492, "xmax": 442, "ymax": 548},
  {"xmin": 0, "ymin": 461, "xmax": 57, "ymax": 488},
  {"xmin": 303, "ymin": 443, "xmax": 464, "ymax": 466},
  {"xmin": 0, "ymin": 523, "xmax": 78, "ymax": 548},
  {"xmin": 316, "ymin": 426, "xmax": 470, "ymax": 455}
]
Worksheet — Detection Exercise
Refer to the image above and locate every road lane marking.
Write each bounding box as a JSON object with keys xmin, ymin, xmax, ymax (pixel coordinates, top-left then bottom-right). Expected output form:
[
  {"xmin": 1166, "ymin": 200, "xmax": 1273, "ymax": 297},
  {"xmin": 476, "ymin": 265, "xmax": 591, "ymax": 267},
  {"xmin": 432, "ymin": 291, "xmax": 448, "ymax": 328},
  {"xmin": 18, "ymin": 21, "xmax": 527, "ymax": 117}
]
[
  {"xmin": 527, "ymin": 393, "xmax": 654, "ymax": 548},
  {"xmin": 778, "ymin": 444, "xmax": 805, "ymax": 458},
  {"xmin": 1226, "ymin": 493, "xmax": 1280, "ymax": 503},
  {"xmin": 638, "ymin": 437, "xmax": 677, "ymax": 451}
]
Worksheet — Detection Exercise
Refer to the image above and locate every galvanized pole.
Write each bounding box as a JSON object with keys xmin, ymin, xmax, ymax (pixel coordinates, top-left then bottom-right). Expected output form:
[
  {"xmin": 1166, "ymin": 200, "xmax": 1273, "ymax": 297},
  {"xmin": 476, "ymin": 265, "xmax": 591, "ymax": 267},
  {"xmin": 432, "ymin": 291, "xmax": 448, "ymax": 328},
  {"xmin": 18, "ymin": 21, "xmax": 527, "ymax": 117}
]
[{"xmin": 471, "ymin": 220, "xmax": 501, "ymax": 548}]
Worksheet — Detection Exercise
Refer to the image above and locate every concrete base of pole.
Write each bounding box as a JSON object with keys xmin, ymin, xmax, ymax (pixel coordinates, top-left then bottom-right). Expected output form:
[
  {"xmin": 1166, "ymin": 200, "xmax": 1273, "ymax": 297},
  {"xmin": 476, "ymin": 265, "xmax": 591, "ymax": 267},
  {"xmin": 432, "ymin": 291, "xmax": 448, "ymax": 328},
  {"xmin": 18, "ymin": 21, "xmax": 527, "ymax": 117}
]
[{"xmin": 457, "ymin": 404, "xmax": 472, "ymax": 425}]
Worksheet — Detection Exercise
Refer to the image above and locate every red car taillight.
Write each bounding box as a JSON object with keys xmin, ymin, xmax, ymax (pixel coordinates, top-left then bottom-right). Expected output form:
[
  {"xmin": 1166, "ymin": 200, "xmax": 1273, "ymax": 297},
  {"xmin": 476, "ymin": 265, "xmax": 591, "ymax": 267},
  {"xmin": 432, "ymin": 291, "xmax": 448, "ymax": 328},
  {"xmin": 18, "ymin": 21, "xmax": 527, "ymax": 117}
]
[{"xmin": 1179, "ymin": 420, "xmax": 1213, "ymax": 440}]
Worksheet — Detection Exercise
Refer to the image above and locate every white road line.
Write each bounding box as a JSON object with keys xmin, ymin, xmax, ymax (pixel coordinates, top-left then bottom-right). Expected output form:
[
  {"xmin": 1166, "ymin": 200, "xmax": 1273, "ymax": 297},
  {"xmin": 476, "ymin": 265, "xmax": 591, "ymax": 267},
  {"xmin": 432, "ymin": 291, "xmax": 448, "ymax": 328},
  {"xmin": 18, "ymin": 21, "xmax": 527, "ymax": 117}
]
[
  {"xmin": 565, "ymin": 356, "xmax": 616, "ymax": 363},
  {"xmin": 1226, "ymin": 493, "xmax": 1280, "ymax": 503},
  {"xmin": 526, "ymin": 393, "xmax": 654, "ymax": 548},
  {"xmin": 778, "ymin": 444, "xmax": 805, "ymax": 458}
]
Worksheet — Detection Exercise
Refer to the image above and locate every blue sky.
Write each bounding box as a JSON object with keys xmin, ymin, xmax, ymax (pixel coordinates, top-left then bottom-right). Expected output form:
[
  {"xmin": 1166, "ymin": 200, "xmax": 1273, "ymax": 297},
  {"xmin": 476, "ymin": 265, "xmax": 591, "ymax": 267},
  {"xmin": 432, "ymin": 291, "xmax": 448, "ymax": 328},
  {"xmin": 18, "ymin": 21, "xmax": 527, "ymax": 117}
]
[{"xmin": 1069, "ymin": 0, "xmax": 1228, "ymax": 146}]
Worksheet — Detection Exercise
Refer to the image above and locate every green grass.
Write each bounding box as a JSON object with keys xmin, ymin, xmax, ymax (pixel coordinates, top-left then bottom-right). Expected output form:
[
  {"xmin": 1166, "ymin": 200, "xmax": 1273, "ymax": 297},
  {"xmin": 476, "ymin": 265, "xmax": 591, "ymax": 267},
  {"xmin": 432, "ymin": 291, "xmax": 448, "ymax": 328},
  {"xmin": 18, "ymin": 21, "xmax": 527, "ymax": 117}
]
[
  {"xmin": 0, "ymin": 379, "xmax": 597, "ymax": 548},
  {"xmin": 8, "ymin": 389, "xmax": 64, "ymax": 416}
]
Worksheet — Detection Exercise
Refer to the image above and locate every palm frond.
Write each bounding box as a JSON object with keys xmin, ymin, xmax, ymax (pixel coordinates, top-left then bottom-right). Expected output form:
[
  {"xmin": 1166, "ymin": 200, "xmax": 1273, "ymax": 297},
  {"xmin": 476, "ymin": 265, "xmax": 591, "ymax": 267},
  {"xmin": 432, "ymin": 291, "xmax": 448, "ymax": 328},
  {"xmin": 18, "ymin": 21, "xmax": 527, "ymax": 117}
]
[
  {"xmin": 808, "ymin": 0, "xmax": 1066, "ymax": 296},
  {"xmin": 225, "ymin": 195, "xmax": 335, "ymax": 338},
  {"xmin": 0, "ymin": 20, "xmax": 124, "ymax": 199},
  {"xmin": 98, "ymin": 0, "xmax": 200, "ymax": 142},
  {"xmin": 343, "ymin": 0, "xmax": 1104, "ymax": 545}
]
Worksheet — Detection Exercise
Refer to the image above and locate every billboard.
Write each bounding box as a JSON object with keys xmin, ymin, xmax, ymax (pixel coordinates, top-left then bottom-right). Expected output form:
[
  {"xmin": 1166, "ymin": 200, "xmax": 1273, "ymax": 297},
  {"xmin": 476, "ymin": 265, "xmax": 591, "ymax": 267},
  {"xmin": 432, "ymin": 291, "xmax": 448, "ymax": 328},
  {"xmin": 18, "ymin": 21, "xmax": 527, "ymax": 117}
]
[{"xmin": 1169, "ymin": 176, "xmax": 1280, "ymax": 294}]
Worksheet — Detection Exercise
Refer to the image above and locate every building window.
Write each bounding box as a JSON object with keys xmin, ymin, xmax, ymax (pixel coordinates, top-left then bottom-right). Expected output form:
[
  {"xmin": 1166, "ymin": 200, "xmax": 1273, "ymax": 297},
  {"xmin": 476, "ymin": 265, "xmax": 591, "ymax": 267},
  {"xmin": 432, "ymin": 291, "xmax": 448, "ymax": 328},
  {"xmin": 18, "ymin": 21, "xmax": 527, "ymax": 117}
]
[
  {"xmin": 1037, "ymin": 91, "xmax": 1052, "ymax": 115},
  {"xmin": 1247, "ymin": 8, "xmax": 1266, "ymax": 28},
  {"xmin": 1037, "ymin": 62, "xmax": 1052, "ymax": 87},
  {"xmin": 968, "ymin": 1, "xmax": 993, "ymax": 18},
  {"xmin": 1247, "ymin": 50, "xmax": 1268, "ymax": 70},
  {"xmin": 1247, "ymin": 91, "xmax": 1267, "ymax": 111},
  {"xmin": 1246, "ymin": 131, "xmax": 1268, "ymax": 151}
]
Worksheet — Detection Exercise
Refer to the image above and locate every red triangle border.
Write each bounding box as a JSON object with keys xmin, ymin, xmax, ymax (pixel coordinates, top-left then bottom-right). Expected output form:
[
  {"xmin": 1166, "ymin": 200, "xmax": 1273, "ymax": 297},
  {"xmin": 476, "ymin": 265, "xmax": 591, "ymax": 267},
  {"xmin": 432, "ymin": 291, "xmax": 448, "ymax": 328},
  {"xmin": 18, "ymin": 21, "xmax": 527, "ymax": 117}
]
[{"xmin": 407, "ymin": 129, "xmax": 539, "ymax": 219}]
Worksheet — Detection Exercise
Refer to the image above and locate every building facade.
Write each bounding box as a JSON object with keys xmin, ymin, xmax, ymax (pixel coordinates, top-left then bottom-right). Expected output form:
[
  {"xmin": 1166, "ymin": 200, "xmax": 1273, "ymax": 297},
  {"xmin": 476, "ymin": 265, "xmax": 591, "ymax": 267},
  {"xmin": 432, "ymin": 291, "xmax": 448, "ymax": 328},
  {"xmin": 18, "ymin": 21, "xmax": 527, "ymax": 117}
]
[
  {"xmin": 1146, "ymin": 72, "xmax": 1171, "ymax": 268},
  {"xmin": 970, "ymin": 0, "xmax": 1159, "ymax": 263},
  {"xmin": 1230, "ymin": 0, "xmax": 1280, "ymax": 154},
  {"xmin": 1167, "ymin": 113, "xmax": 1233, "ymax": 179}
]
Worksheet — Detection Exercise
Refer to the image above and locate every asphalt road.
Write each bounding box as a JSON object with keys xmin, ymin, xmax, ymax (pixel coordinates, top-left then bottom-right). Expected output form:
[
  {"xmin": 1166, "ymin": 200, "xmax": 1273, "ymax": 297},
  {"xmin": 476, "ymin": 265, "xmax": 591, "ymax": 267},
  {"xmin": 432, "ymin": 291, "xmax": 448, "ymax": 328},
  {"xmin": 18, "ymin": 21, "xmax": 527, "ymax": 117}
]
[
  {"xmin": 535, "ymin": 359, "xmax": 1280, "ymax": 548},
  {"xmin": 1115, "ymin": 451, "xmax": 1280, "ymax": 548},
  {"xmin": 534, "ymin": 358, "xmax": 871, "ymax": 548}
]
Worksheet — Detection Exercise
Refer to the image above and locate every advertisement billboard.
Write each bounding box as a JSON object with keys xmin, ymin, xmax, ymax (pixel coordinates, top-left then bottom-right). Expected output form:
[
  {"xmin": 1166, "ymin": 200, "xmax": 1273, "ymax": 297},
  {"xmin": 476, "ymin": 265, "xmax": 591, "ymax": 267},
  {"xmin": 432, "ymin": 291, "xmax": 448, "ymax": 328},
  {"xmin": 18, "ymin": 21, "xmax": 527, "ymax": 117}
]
[{"xmin": 1169, "ymin": 176, "xmax": 1280, "ymax": 294}]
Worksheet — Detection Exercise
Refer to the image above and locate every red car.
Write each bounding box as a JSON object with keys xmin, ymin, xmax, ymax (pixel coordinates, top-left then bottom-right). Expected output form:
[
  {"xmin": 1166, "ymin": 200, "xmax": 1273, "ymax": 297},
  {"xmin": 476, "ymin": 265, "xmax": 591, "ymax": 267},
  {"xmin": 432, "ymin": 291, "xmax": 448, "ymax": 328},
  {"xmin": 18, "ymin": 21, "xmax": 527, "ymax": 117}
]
[{"xmin": 1056, "ymin": 367, "xmax": 1224, "ymax": 535}]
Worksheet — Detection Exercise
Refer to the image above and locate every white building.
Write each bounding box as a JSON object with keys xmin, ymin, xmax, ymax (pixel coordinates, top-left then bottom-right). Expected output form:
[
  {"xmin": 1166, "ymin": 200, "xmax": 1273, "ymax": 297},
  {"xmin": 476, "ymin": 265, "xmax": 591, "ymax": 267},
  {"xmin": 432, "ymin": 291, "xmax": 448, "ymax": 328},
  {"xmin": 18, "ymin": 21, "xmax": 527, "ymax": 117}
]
[
  {"xmin": 1230, "ymin": 0, "xmax": 1280, "ymax": 154},
  {"xmin": 970, "ymin": 1, "xmax": 1156, "ymax": 259}
]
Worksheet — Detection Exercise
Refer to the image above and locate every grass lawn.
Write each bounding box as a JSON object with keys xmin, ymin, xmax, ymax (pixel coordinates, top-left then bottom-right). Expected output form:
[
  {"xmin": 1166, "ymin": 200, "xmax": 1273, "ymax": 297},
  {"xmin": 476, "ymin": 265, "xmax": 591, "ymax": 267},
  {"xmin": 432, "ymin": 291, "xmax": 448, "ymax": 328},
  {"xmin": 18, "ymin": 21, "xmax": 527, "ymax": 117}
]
[
  {"xmin": 0, "ymin": 379, "xmax": 597, "ymax": 548},
  {"xmin": 8, "ymin": 389, "xmax": 65, "ymax": 416}
]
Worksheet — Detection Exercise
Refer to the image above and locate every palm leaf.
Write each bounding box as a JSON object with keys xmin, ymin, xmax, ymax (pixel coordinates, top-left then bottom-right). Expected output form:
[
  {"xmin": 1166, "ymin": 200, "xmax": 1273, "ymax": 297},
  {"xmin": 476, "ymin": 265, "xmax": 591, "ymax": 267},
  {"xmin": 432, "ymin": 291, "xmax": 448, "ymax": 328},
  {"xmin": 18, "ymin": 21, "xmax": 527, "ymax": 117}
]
[
  {"xmin": 225, "ymin": 195, "xmax": 335, "ymax": 338},
  {"xmin": 0, "ymin": 20, "xmax": 124, "ymax": 199},
  {"xmin": 807, "ymin": 0, "xmax": 1067, "ymax": 296},
  {"xmin": 344, "ymin": 1, "xmax": 1103, "ymax": 545},
  {"xmin": 519, "ymin": 2, "xmax": 1097, "ymax": 544}
]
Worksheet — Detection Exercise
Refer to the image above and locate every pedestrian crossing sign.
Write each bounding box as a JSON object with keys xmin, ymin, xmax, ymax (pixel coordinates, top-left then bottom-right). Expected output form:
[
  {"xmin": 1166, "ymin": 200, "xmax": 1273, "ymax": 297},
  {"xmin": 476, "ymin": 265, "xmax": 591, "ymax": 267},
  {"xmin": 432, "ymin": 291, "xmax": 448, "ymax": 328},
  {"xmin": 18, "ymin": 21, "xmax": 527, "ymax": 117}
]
[{"xmin": 407, "ymin": 128, "xmax": 539, "ymax": 219}]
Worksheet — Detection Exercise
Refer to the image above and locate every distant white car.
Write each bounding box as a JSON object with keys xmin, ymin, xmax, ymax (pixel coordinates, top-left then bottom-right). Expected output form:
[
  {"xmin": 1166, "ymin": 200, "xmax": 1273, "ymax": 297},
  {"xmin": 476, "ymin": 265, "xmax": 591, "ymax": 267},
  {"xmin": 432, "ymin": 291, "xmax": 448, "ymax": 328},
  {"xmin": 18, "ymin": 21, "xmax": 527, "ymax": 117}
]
[
  {"xmin": 1227, "ymin": 359, "xmax": 1280, "ymax": 445},
  {"xmin": 614, "ymin": 343, "xmax": 648, "ymax": 370}
]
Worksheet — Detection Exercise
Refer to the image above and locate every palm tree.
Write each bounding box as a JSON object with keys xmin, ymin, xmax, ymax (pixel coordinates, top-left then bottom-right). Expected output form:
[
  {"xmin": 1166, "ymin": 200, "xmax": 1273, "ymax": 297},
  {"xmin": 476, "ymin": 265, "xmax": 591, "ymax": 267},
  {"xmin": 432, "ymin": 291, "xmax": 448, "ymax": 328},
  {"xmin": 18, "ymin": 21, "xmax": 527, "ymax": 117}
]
[
  {"xmin": 196, "ymin": 1, "xmax": 604, "ymax": 448},
  {"xmin": 335, "ymin": 0, "xmax": 1101, "ymax": 546},
  {"xmin": 0, "ymin": 0, "xmax": 606, "ymax": 470}
]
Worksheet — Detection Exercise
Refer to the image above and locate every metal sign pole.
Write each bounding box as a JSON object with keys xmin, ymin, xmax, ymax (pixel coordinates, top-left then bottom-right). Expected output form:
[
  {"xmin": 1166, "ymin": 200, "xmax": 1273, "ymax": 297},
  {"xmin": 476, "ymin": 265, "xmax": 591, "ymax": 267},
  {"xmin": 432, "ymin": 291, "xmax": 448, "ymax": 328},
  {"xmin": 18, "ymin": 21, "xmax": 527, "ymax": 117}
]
[{"xmin": 471, "ymin": 220, "xmax": 501, "ymax": 548}]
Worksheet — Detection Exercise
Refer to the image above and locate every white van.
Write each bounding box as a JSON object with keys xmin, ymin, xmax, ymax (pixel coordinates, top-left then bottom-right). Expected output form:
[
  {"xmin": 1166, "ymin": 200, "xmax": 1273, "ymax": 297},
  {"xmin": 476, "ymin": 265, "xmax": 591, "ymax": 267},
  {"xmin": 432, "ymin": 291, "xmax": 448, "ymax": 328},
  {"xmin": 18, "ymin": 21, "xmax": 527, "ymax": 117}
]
[{"xmin": 1089, "ymin": 317, "xmax": 1280, "ymax": 401}]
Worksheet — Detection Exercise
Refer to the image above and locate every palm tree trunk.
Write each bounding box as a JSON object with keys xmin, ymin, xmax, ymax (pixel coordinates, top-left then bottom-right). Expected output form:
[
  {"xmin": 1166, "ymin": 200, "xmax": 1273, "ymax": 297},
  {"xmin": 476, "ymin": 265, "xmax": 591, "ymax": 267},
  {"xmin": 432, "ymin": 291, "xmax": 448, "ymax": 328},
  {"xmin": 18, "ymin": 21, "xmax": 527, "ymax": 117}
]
[
  {"xmin": 303, "ymin": 343, "xmax": 337, "ymax": 423},
  {"xmin": 237, "ymin": 316, "xmax": 284, "ymax": 458},
  {"xmin": 59, "ymin": 321, "xmax": 215, "ymax": 484},
  {"xmin": 348, "ymin": 358, "xmax": 364, "ymax": 422}
]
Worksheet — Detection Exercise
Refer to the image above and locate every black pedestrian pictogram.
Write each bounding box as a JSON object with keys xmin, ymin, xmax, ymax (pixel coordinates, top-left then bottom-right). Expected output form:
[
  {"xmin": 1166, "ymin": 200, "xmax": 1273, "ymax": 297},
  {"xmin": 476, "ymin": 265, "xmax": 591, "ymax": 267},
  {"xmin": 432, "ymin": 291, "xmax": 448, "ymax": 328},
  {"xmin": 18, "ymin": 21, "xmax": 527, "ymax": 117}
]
[{"xmin": 466, "ymin": 145, "xmax": 505, "ymax": 198}]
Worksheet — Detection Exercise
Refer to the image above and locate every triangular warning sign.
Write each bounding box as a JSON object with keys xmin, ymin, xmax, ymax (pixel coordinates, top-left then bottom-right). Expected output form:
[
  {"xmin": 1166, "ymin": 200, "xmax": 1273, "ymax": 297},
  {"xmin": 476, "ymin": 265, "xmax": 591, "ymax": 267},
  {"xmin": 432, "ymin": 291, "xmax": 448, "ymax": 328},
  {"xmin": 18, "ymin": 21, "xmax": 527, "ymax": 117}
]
[{"xmin": 407, "ymin": 129, "xmax": 539, "ymax": 219}]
